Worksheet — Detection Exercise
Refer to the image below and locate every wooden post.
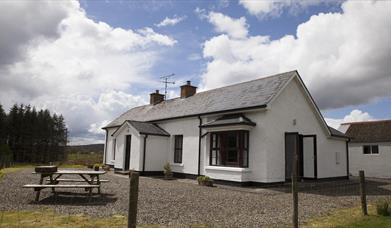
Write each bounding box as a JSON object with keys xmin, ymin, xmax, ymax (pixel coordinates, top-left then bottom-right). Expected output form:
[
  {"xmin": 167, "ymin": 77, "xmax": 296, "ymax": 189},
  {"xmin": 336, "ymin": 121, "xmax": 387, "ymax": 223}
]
[
  {"xmin": 128, "ymin": 172, "xmax": 139, "ymax": 228},
  {"xmin": 359, "ymin": 170, "xmax": 368, "ymax": 215},
  {"xmin": 292, "ymin": 136, "xmax": 299, "ymax": 228}
]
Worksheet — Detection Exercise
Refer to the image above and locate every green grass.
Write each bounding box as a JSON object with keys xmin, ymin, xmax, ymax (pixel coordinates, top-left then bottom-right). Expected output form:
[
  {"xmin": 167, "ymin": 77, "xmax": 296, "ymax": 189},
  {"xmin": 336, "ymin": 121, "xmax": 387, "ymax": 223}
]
[
  {"xmin": 0, "ymin": 210, "xmax": 209, "ymax": 228},
  {"xmin": 0, "ymin": 210, "xmax": 126, "ymax": 228},
  {"xmin": 0, "ymin": 163, "xmax": 85, "ymax": 182},
  {"xmin": 302, "ymin": 205, "xmax": 391, "ymax": 228},
  {"xmin": 65, "ymin": 152, "xmax": 102, "ymax": 166}
]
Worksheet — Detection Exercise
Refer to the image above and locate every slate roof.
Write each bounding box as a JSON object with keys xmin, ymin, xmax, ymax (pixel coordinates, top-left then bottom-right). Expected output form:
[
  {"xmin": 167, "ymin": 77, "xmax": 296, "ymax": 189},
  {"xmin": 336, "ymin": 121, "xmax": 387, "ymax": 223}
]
[
  {"xmin": 112, "ymin": 120, "xmax": 170, "ymax": 136},
  {"xmin": 104, "ymin": 71, "xmax": 297, "ymax": 128},
  {"xmin": 201, "ymin": 114, "xmax": 256, "ymax": 128},
  {"xmin": 344, "ymin": 120, "xmax": 391, "ymax": 143}
]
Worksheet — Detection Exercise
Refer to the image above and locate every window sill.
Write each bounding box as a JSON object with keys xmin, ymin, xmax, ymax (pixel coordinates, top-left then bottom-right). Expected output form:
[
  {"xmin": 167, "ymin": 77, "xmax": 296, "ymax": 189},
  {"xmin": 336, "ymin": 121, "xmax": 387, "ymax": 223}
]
[
  {"xmin": 170, "ymin": 163, "xmax": 184, "ymax": 167},
  {"xmin": 205, "ymin": 166, "xmax": 251, "ymax": 173}
]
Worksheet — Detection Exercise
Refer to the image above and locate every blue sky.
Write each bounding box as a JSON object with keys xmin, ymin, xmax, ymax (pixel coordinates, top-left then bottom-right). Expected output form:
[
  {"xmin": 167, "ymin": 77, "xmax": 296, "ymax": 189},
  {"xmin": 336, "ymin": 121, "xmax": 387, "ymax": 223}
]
[
  {"xmin": 80, "ymin": 0, "xmax": 391, "ymax": 120},
  {"xmin": 0, "ymin": 0, "xmax": 390, "ymax": 144}
]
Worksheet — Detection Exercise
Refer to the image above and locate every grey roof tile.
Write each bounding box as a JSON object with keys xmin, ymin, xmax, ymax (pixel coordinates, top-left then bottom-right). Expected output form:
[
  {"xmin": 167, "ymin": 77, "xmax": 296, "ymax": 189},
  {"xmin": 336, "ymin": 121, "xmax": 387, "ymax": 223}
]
[
  {"xmin": 112, "ymin": 120, "xmax": 170, "ymax": 136},
  {"xmin": 201, "ymin": 114, "xmax": 256, "ymax": 128},
  {"xmin": 104, "ymin": 71, "xmax": 297, "ymax": 128}
]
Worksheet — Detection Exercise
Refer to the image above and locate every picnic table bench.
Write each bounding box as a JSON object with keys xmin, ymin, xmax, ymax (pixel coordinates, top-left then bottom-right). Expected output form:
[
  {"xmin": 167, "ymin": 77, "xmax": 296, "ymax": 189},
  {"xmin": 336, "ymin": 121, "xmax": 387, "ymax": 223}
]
[{"xmin": 23, "ymin": 168, "xmax": 108, "ymax": 201}]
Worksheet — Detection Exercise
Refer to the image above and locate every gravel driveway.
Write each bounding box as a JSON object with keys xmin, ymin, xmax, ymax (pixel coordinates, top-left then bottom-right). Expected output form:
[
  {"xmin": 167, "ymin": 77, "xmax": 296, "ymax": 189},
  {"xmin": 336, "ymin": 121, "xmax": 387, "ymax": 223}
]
[{"xmin": 1, "ymin": 168, "xmax": 391, "ymax": 227}]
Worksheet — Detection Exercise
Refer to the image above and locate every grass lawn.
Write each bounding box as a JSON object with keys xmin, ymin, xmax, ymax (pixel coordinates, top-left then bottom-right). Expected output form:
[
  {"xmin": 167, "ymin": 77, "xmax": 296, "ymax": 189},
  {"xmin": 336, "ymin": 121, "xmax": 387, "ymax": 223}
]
[
  {"xmin": 0, "ymin": 210, "xmax": 126, "ymax": 228},
  {"xmin": 0, "ymin": 164, "xmax": 85, "ymax": 181},
  {"xmin": 0, "ymin": 210, "xmax": 208, "ymax": 228},
  {"xmin": 303, "ymin": 205, "xmax": 391, "ymax": 228}
]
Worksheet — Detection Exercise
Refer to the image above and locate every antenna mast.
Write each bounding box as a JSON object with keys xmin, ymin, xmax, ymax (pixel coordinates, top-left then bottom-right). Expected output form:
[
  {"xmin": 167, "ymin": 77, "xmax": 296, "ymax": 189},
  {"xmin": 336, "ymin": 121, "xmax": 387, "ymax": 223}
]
[{"xmin": 160, "ymin": 73, "xmax": 175, "ymax": 100}]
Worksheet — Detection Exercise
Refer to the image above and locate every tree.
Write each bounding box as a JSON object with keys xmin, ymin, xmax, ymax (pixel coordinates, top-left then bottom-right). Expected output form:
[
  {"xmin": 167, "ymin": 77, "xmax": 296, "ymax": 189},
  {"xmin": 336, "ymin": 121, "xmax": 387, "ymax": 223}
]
[
  {"xmin": 0, "ymin": 104, "xmax": 6, "ymax": 144},
  {"xmin": 2, "ymin": 103, "xmax": 68, "ymax": 163}
]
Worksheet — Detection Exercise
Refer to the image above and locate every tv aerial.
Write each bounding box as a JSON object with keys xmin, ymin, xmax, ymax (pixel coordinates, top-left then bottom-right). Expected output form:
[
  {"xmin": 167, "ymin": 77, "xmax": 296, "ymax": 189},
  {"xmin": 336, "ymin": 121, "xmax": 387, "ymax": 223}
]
[{"xmin": 160, "ymin": 73, "xmax": 175, "ymax": 100}]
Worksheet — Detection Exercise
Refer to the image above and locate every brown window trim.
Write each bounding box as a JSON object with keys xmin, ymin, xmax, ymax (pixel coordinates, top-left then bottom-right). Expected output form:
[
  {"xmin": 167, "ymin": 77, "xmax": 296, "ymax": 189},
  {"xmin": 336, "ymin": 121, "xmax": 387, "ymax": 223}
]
[
  {"xmin": 209, "ymin": 130, "xmax": 249, "ymax": 168},
  {"xmin": 174, "ymin": 135, "xmax": 183, "ymax": 163}
]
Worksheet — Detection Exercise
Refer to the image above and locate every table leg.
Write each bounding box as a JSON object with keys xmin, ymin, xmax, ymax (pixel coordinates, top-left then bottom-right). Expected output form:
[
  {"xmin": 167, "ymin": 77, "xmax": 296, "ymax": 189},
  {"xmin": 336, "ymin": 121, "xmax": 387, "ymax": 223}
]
[
  {"xmin": 35, "ymin": 175, "xmax": 44, "ymax": 202},
  {"xmin": 96, "ymin": 175, "xmax": 101, "ymax": 194},
  {"xmin": 49, "ymin": 175, "xmax": 55, "ymax": 193}
]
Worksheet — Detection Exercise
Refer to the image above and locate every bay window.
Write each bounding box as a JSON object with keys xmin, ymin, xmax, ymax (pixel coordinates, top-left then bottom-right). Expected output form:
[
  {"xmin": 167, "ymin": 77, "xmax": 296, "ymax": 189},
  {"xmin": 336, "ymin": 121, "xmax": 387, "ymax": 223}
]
[{"xmin": 210, "ymin": 130, "xmax": 249, "ymax": 167}]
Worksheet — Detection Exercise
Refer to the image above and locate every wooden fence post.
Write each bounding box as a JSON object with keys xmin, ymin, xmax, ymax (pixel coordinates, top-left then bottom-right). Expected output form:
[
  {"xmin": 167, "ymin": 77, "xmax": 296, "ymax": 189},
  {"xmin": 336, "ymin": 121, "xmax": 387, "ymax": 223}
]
[
  {"xmin": 292, "ymin": 169, "xmax": 299, "ymax": 228},
  {"xmin": 128, "ymin": 172, "xmax": 139, "ymax": 228},
  {"xmin": 359, "ymin": 170, "xmax": 367, "ymax": 215},
  {"xmin": 292, "ymin": 137, "xmax": 299, "ymax": 228}
]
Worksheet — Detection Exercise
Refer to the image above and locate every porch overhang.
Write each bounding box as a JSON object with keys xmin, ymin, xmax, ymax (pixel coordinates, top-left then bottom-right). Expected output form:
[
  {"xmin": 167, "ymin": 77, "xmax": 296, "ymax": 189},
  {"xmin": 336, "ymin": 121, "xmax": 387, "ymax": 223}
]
[{"xmin": 200, "ymin": 114, "xmax": 256, "ymax": 132}]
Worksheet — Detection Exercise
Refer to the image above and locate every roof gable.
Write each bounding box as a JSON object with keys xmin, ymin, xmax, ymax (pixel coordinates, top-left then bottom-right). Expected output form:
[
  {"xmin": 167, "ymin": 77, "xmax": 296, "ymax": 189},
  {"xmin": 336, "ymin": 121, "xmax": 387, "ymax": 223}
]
[
  {"xmin": 104, "ymin": 71, "xmax": 297, "ymax": 128},
  {"xmin": 112, "ymin": 120, "xmax": 170, "ymax": 137}
]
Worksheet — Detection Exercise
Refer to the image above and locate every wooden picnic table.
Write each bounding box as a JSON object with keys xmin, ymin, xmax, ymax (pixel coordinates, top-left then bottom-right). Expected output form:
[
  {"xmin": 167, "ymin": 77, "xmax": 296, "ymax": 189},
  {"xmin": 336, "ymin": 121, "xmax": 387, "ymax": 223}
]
[{"xmin": 24, "ymin": 169, "xmax": 108, "ymax": 201}]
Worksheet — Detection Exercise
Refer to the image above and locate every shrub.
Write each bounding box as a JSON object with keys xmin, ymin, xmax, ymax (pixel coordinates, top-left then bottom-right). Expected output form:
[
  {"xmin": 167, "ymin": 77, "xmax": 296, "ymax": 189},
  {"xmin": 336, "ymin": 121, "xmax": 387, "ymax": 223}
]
[
  {"xmin": 163, "ymin": 162, "xmax": 172, "ymax": 179},
  {"xmin": 376, "ymin": 199, "xmax": 390, "ymax": 216},
  {"xmin": 197, "ymin": 175, "xmax": 213, "ymax": 187}
]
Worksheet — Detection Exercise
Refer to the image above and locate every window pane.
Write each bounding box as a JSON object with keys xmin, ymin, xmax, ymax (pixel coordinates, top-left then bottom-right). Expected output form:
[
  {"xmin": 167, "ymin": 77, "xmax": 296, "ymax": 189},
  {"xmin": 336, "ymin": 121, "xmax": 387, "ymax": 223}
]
[
  {"xmin": 227, "ymin": 149, "xmax": 237, "ymax": 162},
  {"xmin": 363, "ymin": 145, "xmax": 371, "ymax": 154},
  {"xmin": 174, "ymin": 135, "xmax": 183, "ymax": 163},
  {"xmin": 371, "ymin": 145, "xmax": 379, "ymax": 154}
]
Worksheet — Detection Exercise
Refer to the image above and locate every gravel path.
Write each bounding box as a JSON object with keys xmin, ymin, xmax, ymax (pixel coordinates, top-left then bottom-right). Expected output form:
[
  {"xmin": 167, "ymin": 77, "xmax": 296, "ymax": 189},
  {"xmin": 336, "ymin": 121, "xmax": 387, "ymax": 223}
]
[{"xmin": 1, "ymin": 168, "xmax": 391, "ymax": 227}]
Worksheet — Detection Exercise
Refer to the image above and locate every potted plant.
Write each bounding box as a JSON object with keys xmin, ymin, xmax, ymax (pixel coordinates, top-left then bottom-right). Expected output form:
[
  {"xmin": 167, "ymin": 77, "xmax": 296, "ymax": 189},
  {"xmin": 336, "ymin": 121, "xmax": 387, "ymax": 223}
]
[
  {"xmin": 163, "ymin": 162, "xmax": 173, "ymax": 179},
  {"xmin": 197, "ymin": 175, "xmax": 214, "ymax": 187},
  {"xmin": 93, "ymin": 163, "xmax": 100, "ymax": 171}
]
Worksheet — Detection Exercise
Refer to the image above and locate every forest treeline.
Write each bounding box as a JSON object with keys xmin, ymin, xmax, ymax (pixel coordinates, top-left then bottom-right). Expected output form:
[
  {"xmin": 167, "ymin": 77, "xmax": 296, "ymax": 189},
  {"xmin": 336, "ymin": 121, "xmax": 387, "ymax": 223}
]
[{"xmin": 0, "ymin": 104, "xmax": 68, "ymax": 168}]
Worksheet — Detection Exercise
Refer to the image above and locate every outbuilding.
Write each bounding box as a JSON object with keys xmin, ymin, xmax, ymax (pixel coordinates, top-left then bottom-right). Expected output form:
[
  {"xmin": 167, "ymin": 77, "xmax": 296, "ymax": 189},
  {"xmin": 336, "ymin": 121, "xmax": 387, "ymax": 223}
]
[{"xmin": 340, "ymin": 120, "xmax": 391, "ymax": 178}]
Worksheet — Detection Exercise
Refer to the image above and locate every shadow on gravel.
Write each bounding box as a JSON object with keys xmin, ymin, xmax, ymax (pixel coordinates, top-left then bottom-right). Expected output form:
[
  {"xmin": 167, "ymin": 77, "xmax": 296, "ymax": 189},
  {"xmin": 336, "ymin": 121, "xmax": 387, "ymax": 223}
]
[
  {"xmin": 29, "ymin": 192, "xmax": 117, "ymax": 206},
  {"xmin": 267, "ymin": 179, "xmax": 391, "ymax": 197}
]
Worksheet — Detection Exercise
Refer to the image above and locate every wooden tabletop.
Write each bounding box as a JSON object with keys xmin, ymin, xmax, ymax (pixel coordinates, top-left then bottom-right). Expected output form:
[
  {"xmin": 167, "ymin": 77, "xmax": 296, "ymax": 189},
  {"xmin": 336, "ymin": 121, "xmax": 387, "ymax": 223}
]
[{"xmin": 33, "ymin": 170, "xmax": 106, "ymax": 175}]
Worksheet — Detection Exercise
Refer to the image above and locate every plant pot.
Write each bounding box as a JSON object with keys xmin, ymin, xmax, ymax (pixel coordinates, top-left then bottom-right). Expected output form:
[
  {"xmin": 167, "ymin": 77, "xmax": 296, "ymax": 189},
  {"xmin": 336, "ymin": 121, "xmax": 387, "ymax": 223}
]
[
  {"xmin": 204, "ymin": 180, "xmax": 214, "ymax": 187},
  {"xmin": 198, "ymin": 180, "xmax": 213, "ymax": 187},
  {"xmin": 94, "ymin": 166, "xmax": 99, "ymax": 171}
]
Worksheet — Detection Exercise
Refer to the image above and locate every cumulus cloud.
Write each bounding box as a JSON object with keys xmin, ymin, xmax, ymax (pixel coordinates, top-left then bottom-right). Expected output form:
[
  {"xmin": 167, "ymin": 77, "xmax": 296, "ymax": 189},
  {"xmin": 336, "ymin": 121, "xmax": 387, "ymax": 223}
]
[
  {"xmin": 0, "ymin": 1, "xmax": 176, "ymax": 144},
  {"xmin": 155, "ymin": 15, "xmax": 186, "ymax": 27},
  {"xmin": 201, "ymin": 1, "xmax": 391, "ymax": 109},
  {"xmin": 239, "ymin": 0, "xmax": 342, "ymax": 18},
  {"xmin": 325, "ymin": 109, "xmax": 374, "ymax": 129},
  {"xmin": 0, "ymin": 1, "xmax": 71, "ymax": 66},
  {"xmin": 207, "ymin": 12, "xmax": 249, "ymax": 39}
]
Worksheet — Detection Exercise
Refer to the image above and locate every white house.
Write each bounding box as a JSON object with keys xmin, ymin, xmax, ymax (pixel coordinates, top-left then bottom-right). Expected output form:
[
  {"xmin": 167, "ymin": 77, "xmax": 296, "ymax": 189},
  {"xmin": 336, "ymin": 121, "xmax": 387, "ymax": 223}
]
[
  {"xmin": 102, "ymin": 71, "xmax": 349, "ymax": 185},
  {"xmin": 340, "ymin": 120, "xmax": 391, "ymax": 178}
]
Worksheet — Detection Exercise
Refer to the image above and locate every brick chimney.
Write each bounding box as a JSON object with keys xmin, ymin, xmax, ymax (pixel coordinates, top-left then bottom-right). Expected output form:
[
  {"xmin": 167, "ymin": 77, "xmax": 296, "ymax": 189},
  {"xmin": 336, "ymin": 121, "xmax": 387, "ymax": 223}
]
[
  {"xmin": 180, "ymin": 81, "xmax": 197, "ymax": 98},
  {"xmin": 150, "ymin": 90, "xmax": 164, "ymax": 105}
]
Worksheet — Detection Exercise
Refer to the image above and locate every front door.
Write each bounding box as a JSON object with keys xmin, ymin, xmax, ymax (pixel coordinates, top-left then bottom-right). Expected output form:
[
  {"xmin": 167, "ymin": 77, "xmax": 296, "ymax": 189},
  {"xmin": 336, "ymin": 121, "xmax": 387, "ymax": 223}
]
[
  {"xmin": 124, "ymin": 135, "xmax": 131, "ymax": 171},
  {"xmin": 302, "ymin": 135, "xmax": 317, "ymax": 179}
]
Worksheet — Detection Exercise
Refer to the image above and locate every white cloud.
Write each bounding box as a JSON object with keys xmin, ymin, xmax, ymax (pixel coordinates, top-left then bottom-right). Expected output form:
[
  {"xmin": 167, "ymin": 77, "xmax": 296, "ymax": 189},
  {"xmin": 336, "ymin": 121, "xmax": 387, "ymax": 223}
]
[
  {"xmin": 325, "ymin": 109, "xmax": 374, "ymax": 129},
  {"xmin": 188, "ymin": 53, "xmax": 202, "ymax": 61},
  {"xmin": 201, "ymin": 1, "xmax": 391, "ymax": 110},
  {"xmin": 239, "ymin": 0, "xmax": 342, "ymax": 18},
  {"xmin": 207, "ymin": 12, "xmax": 249, "ymax": 39},
  {"xmin": 0, "ymin": 1, "xmax": 175, "ymax": 144},
  {"xmin": 155, "ymin": 15, "xmax": 185, "ymax": 27}
]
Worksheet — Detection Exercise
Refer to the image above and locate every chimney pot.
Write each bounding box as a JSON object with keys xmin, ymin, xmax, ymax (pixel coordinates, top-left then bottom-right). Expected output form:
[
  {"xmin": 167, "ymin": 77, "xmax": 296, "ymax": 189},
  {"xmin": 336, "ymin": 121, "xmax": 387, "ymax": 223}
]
[
  {"xmin": 180, "ymin": 81, "xmax": 197, "ymax": 98},
  {"xmin": 150, "ymin": 90, "xmax": 164, "ymax": 105}
]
